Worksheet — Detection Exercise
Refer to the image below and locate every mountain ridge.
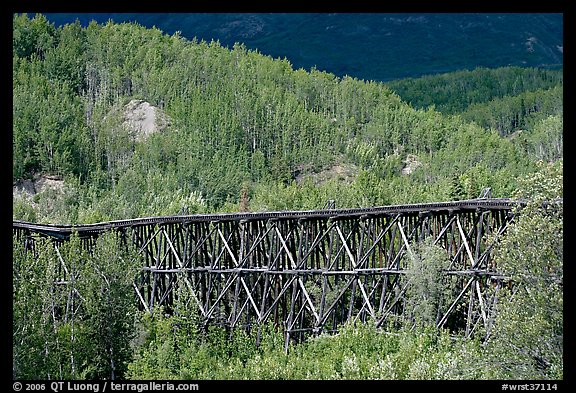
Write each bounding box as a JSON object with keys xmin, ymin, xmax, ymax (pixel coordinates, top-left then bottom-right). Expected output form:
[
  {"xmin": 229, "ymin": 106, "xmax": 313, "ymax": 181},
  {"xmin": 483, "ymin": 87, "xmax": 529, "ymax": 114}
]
[{"xmin": 42, "ymin": 13, "xmax": 563, "ymax": 82}]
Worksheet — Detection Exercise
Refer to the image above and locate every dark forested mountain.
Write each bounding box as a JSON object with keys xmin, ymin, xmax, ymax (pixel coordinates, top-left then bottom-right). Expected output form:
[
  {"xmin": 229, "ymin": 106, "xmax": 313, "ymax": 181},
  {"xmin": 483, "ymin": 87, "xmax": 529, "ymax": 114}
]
[
  {"xmin": 385, "ymin": 67, "xmax": 563, "ymax": 114},
  {"xmin": 42, "ymin": 13, "xmax": 563, "ymax": 82},
  {"xmin": 385, "ymin": 66, "xmax": 563, "ymax": 136}
]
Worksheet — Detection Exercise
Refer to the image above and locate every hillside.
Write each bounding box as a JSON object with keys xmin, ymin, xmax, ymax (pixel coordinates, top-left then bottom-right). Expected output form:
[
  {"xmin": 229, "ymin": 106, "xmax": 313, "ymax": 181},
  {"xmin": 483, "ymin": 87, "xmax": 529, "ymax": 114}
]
[
  {"xmin": 13, "ymin": 13, "xmax": 563, "ymax": 225},
  {"xmin": 42, "ymin": 13, "xmax": 563, "ymax": 82},
  {"xmin": 385, "ymin": 66, "xmax": 563, "ymax": 139},
  {"xmin": 385, "ymin": 66, "xmax": 563, "ymax": 114}
]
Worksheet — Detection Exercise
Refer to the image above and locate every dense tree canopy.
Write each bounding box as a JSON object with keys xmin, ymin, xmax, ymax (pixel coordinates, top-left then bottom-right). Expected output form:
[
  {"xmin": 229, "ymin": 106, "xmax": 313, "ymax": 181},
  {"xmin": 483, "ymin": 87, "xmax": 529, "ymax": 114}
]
[{"xmin": 13, "ymin": 14, "xmax": 563, "ymax": 224}]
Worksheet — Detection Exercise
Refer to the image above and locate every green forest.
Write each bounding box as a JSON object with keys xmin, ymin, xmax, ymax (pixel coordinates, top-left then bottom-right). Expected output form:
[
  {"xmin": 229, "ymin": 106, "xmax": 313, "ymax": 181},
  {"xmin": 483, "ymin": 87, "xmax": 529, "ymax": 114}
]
[{"xmin": 13, "ymin": 14, "xmax": 563, "ymax": 381}]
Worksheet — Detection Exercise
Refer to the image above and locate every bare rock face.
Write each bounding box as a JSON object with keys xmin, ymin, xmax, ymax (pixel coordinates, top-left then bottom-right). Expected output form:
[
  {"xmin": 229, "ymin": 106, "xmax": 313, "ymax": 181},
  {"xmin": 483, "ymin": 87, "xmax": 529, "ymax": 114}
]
[
  {"xmin": 13, "ymin": 174, "xmax": 65, "ymax": 200},
  {"xmin": 401, "ymin": 154, "xmax": 421, "ymax": 175},
  {"xmin": 122, "ymin": 100, "xmax": 171, "ymax": 142},
  {"xmin": 35, "ymin": 174, "xmax": 65, "ymax": 194},
  {"xmin": 13, "ymin": 179, "xmax": 36, "ymax": 199}
]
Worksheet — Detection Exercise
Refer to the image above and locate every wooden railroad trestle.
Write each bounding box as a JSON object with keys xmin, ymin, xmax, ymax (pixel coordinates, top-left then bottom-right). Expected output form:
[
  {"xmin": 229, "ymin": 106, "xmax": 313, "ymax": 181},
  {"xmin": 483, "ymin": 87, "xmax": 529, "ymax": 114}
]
[{"xmin": 13, "ymin": 199, "xmax": 517, "ymax": 343}]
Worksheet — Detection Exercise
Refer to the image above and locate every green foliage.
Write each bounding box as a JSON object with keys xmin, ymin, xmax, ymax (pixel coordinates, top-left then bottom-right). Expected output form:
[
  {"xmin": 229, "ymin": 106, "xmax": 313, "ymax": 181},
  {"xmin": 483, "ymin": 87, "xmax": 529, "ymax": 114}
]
[
  {"xmin": 404, "ymin": 238, "xmax": 451, "ymax": 328},
  {"xmin": 74, "ymin": 232, "xmax": 140, "ymax": 379},
  {"xmin": 459, "ymin": 85, "xmax": 563, "ymax": 137},
  {"xmin": 13, "ymin": 232, "xmax": 140, "ymax": 379},
  {"xmin": 13, "ymin": 196, "xmax": 37, "ymax": 222},
  {"xmin": 14, "ymin": 13, "xmax": 562, "ymax": 223},
  {"xmin": 14, "ymin": 164, "xmax": 563, "ymax": 380},
  {"xmin": 482, "ymin": 161, "xmax": 563, "ymax": 379},
  {"xmin": 13, "ymin": 53, "xmax": 93, "ymax": 181},
  {"xmin": 524, "ymin": 115, "xmax": 563, "ymax": 162},
  {"xmin": 386, "ymin": 66, "xmax": 562, "ymax": 115},
  {"xmin": 127, "ymin": 315, "xmax": 501, "ymax": 380},
  {"xmin": 13, "ymin": 237, "xmax": 58, "ymax": 379},
  {"xmin": 13, "ymin": 14, "xmax": 57, "ymax": 60}
]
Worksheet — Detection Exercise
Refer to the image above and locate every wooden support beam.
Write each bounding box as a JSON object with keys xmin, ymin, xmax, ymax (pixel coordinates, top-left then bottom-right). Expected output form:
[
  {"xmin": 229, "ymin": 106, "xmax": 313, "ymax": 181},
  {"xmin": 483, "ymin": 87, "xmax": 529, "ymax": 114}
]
[
  {"xmin": 397, "ymin": 220, "xmax": 414, "ymax": 260},
  {"xmin": 336, "ymin": 224, "xmax": 375, "ymax": 320},
  {"xmin": 133, "ymin": 282, "xmax": 150, "ymax": 313},
  {"xmin": 475, "ymin": 280, "xmax": 488, "ymax": 329},
  {"xmin": 456, "ymin": 216, "xmax": 476, "ymax": 268},
  {"xmin": 15, "ymin": 201, "xmax": 518, "ymax": 344},
  {"xmin": 376, "ymin": 277, "xmax": 412, "ymax": 327},
  {"xmin": 163, "ymin": 228, "xmax": 206, "ymax": 317},
  {"xmin": 437, "ymin": 277, "xmax": 475, "ymax": 329}
]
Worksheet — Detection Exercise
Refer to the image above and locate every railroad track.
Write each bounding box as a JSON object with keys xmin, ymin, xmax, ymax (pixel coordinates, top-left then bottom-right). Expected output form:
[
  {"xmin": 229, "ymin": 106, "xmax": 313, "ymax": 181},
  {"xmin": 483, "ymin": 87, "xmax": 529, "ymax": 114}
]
[{"xmin": 13, "ymin": 198, "xmax": 519, "ymax": 237}]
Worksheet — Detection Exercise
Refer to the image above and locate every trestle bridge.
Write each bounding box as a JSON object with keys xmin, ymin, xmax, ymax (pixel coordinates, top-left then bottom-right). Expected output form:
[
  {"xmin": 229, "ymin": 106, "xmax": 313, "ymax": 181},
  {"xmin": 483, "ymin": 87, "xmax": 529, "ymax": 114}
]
[{"xmin": 14, "ymin": 198, "xmax": 519, "ymax": 344}]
